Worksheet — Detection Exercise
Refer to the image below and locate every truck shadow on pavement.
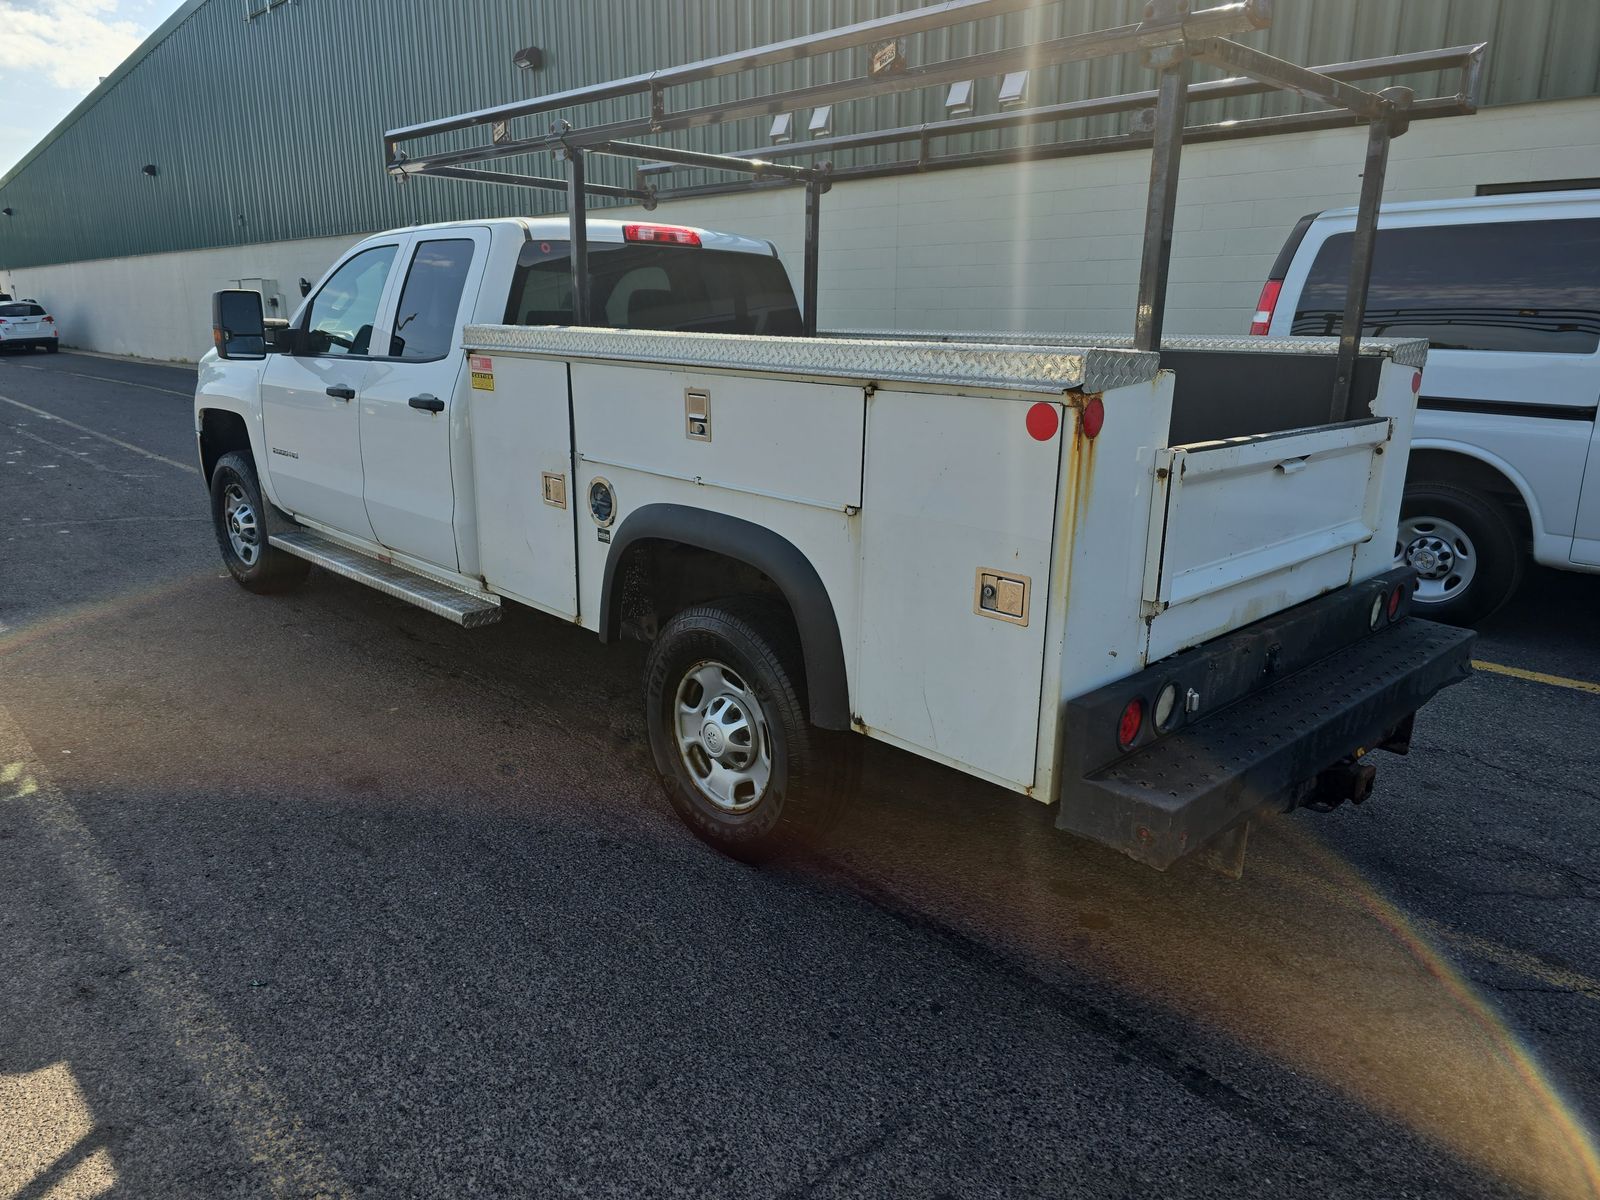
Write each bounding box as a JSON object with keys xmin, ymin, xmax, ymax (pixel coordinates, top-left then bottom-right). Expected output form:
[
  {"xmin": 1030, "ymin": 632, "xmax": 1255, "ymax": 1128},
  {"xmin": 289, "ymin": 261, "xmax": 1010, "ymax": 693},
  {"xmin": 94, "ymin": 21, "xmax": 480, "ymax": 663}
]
[{"xmin": 1, "ymin": 564, "xmax": 1597, "ymax": 1198}]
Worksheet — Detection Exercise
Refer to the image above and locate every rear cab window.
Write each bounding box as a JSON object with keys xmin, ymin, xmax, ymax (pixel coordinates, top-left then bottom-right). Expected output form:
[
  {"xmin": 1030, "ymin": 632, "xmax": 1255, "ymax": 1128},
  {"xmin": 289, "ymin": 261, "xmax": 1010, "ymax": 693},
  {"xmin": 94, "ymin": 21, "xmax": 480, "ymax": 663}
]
[
  {"xmin": 1292, "ymin": 217, "xmax": 1600, "ymax": 354},
  {"xmin": 504, "ymin": 241, "xmax": 802, "ymax": 335}
]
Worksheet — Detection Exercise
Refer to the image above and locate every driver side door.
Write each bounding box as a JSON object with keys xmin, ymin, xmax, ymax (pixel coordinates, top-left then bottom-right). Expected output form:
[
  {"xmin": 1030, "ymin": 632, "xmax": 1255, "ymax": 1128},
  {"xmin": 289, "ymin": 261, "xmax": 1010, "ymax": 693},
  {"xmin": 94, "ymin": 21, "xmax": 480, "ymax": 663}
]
[{"xmin": 260, "ymin": 241, "xmax": 401, "ymax": 540}]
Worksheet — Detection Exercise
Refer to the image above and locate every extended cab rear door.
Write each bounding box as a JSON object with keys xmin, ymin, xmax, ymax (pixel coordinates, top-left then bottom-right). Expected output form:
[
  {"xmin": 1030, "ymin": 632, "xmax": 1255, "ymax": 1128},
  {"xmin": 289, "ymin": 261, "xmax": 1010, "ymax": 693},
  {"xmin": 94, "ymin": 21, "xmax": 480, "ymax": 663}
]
[{"xmin": 358, "ymin": 229, "xmax": 490, "ymax": 571}]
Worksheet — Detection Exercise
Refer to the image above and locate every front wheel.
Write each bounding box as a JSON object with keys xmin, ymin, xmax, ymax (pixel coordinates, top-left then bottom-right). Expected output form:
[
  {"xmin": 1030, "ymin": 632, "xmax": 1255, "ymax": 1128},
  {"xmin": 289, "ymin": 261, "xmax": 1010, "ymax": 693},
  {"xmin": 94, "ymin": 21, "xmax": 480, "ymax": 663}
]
[
  {"xmin": 1396, "ymin": 481, "xmax": 1522, "ymax": 625},
  {"xmin": 209, "ymin": 451, "xmax": 310, "ymax": 594},
  {"xmin": 644, "ymin": 599, "xmax": 853, "ymax": 861}
]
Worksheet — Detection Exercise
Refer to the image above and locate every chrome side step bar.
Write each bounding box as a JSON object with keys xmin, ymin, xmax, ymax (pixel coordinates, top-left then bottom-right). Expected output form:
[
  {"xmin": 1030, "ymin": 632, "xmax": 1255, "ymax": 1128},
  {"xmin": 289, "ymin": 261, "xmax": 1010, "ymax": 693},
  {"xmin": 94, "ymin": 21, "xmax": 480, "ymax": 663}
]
[{"xmin": 269, "ymin": 530, "xmax": 502, "ymax": 628}]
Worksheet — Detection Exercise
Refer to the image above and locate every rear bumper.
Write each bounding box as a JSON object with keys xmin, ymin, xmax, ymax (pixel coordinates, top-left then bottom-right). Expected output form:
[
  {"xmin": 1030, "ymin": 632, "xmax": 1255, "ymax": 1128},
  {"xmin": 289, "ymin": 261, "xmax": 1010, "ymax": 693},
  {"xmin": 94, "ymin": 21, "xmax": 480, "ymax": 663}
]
[{"xmin": 1056, "ymin": 586, "xmax": 1475, "ymax": 869}]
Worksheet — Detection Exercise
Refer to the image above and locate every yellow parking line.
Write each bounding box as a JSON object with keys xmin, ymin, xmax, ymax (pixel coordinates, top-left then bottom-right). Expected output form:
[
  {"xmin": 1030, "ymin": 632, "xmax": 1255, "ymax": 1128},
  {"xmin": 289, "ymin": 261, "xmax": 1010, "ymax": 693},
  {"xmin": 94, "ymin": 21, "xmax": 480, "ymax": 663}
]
[{"xmin": 1473, "ymin": 660, "xmax": 1600, "ymax": 696}]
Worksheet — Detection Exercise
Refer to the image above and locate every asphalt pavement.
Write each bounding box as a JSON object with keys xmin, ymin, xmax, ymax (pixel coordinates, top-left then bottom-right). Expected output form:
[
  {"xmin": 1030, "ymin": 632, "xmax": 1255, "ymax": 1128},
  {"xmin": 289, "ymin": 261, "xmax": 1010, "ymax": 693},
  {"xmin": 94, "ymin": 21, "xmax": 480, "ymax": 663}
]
[{"xmin": 2, "ymin": 348, "xmax": 1598, "ymax": 1200}]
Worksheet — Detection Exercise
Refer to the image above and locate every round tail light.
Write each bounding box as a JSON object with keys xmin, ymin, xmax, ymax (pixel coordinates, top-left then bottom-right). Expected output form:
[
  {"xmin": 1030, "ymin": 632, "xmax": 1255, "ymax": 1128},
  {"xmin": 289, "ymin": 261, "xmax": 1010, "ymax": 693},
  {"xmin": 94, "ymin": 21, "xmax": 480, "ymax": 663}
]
[
  {"xmin": 1369, "ymin": 592, "xmax": 1385, "ymax": 630},
  {"xmin": 1117, "ymin": 697, "xmax": 1144, "ymax": 750},
  {"xmin": 1387, "ymin": 584, "xmax": 1403, "ymax": 621}
]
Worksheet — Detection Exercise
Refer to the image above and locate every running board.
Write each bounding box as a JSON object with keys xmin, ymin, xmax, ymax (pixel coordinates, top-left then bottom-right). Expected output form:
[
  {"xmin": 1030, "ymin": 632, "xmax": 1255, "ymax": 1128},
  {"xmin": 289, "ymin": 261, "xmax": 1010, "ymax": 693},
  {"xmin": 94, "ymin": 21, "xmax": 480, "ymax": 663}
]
[{"xmin": 269, "ymin": 530, "xmax": 502, "ymax": 628}]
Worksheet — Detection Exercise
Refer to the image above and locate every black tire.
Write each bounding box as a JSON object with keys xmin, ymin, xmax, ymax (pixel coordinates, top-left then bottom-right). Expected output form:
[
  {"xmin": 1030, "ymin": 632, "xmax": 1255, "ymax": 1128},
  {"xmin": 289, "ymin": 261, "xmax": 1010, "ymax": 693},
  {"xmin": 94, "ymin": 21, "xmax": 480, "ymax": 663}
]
[
  {"xmin": 1397, "ymin": 480, "xmax": 1522, "ymax": 626},
  {"xmin": 644, "ymin": 598, "xmax": 855, "ymax": 861},
  {"xmin": 209, "ymin": 451, "xmax": 310, "ymax": 594},
  {"xmin": 45, "ymin": 342, "xmax": 59, "ymax": 354}
]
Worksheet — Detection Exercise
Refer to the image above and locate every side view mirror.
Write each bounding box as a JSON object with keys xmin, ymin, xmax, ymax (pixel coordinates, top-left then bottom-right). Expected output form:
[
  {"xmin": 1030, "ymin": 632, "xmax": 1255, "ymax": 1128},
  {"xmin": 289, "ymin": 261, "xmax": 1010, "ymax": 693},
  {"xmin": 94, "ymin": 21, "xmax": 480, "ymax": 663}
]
[{"xmin": 211, "ymin": 289, "xmax": 266, "ymax": 359}]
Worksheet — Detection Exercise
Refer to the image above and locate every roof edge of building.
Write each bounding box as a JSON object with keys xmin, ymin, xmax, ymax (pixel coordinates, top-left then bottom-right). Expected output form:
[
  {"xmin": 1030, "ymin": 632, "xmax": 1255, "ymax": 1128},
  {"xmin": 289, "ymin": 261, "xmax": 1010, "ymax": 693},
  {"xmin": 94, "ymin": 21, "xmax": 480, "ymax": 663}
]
[{"xmin": 0, "ymin": 0, "xmax": 212, "ymax": 191}]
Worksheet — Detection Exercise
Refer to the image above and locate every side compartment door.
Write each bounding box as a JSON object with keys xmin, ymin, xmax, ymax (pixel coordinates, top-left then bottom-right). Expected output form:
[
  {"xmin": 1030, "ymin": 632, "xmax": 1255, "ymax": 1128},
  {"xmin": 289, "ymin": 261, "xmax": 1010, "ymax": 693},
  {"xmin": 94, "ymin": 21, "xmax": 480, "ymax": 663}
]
[
  {"xmin": 467, "ymin": 354, "xmax": 578, "ymax": 620},
  {"xmin": 358, "ymin": 231, "xmax": 489, "ymax": 570},
  {"xmin": 856, "ymin": 389, "xmax": 1060, "ymax": 789},
  {"xmin": 260, "ymin": 242, "xmax": 401, "ymax": 539}
]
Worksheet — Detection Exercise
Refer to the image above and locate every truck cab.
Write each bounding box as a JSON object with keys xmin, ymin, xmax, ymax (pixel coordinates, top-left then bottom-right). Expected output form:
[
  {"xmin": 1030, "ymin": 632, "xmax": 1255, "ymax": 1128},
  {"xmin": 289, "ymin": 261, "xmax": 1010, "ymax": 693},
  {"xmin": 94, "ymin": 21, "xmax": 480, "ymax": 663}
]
[{"xmin": 200, "ymin": 217, "xmax": 796, "ymax": 579}]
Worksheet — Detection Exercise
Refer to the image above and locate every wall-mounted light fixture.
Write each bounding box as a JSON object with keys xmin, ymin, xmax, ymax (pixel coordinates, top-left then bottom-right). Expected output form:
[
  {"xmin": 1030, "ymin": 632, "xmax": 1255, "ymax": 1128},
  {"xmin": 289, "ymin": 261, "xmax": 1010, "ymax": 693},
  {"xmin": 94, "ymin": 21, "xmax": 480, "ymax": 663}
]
[
  {"xmin": 141, "ymin": 163, "xmax": 159, "ymax": 176},
  {"xmin": 299, "ymin": 277, "xmax": 312, "ymax": 297},
  {"xmin": 512, "ymin": 46, "xmax": 543, "ymax": 71},
  {"xmin": 1, "ymin": 207, "xmax": 12, "ymax": 217},
  {"xmin": 998, "ymin": 70, "xmax": 1030, "ymax": 109},
  {"xmin": 808, "ymin": 106, "xmax": 833, "ymax": 138},
  {"xmin": 769, "ymin": 113, "xmax": 794, "ymax": 144},
  {"xmin": 944, "ymin": 80, "xmax": 975, "ymax": 118}
]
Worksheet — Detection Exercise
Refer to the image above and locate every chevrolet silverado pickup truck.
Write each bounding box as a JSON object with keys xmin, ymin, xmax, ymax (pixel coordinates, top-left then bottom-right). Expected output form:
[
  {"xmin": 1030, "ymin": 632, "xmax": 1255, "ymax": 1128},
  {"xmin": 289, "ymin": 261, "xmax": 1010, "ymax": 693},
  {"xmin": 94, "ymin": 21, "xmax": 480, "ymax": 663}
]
[{"xmin": 196, "ymin": 215, "xmax": 1475, "ymax": 872}]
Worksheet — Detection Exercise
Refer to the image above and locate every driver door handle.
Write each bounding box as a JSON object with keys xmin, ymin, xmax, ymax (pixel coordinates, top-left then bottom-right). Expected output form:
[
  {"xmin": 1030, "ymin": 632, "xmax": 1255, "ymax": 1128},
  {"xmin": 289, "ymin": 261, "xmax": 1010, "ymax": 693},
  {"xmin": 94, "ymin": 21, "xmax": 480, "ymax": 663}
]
[
  {"xmin": 325, "ymin": 384, "xmax": 355, "ymax": 400},
  {"xmin": 408, "ymin": 394, "xmax": 445, "ymax": 413}
]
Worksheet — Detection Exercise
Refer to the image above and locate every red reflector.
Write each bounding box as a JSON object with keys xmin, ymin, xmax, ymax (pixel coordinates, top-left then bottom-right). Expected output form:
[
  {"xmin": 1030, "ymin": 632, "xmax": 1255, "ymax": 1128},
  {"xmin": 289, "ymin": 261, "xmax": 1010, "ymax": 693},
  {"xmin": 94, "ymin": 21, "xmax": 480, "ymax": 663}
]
[
  {"xmin": 1081, "ymin": 395, "xmax": 1105, "ymax": 440},
  {"xmin": 1387, "ymin": 584, "xmax": 1403, "ymax": 620},
  {"xmin": 1412, "ymin": 371, "xmax": 1422, "ymax": 393},
  {"xmin": 1025, "ymin": 402, "xmax": 1059, "ymax": 441},
  {"xmin": 1117, "ymin": 697, "xmax": 1144, "ymax": 750},
  {"xmin": 623, "ymin": 223, "xmax": 701, "ymax": 246},
  {"xmin": 1249, "ymin": 279, "xmax": 1282, "ymax": 336}
]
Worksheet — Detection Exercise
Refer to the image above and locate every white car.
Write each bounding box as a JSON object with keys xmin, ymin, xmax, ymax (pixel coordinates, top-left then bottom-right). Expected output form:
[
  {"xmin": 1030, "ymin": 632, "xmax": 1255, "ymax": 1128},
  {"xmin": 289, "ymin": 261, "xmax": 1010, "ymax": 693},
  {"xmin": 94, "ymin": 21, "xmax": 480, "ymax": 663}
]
[
  {"xmin": 1254, "ymin": 189, "xmax": 1600, "ymax": 623},
  {"xmin": 0, "ymin": 300, "xmax": 60, "ymax": 354}
]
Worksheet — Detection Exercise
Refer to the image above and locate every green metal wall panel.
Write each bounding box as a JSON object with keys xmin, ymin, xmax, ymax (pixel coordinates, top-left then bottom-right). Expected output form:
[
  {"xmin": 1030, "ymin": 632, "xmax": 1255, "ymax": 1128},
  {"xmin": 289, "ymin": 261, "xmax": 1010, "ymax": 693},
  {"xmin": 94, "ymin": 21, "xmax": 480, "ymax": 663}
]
[{"xmin": 2, "ymin": 0, "xmax": 1595, "ymax": 270}]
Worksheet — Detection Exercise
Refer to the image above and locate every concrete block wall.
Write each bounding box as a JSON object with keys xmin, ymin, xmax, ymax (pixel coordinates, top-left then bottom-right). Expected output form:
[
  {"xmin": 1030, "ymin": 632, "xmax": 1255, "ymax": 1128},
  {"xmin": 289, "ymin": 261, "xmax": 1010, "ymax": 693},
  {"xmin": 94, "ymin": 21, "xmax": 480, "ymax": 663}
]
[{"xmin": 3, "ymin": 97, "xmax": 1596, "ymax": 363}]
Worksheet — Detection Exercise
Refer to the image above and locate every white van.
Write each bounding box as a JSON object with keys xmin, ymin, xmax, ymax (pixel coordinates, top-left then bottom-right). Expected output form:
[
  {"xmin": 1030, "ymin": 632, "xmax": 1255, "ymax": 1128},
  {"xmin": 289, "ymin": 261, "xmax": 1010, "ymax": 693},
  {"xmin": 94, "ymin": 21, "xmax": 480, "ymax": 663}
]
[{"xmin": 1254, "ymin": 189, "xmax": 1600, "ymax": 623}]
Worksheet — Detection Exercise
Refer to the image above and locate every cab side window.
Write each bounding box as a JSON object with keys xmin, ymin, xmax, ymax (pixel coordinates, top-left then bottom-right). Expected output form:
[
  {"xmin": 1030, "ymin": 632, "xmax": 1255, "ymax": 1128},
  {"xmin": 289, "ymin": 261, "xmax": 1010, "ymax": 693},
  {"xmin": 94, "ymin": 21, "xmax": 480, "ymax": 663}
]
[
  {"xmin": 305, "ymin": 245, "xmax": 397, "ymax": 356},
  {"xmin": 389, "ymin": 239, "xmax": 475, "ymax": 360}
]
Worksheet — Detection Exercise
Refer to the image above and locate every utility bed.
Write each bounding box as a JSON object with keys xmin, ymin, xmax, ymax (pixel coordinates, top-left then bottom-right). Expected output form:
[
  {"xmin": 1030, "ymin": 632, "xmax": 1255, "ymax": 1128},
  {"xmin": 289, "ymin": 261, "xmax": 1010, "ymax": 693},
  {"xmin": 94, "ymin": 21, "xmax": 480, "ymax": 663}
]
[{"xmin": 455, "ymin": 321, "xmax": 1463, "ymax": 862}]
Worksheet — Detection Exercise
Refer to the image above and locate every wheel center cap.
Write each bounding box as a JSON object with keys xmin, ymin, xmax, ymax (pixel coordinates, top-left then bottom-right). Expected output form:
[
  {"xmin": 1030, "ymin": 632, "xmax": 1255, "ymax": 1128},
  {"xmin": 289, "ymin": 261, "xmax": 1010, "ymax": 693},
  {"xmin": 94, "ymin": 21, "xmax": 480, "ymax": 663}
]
[
  {"xmin": 1407, "ymin": 538, "xmax": 1451, "ymax": 577},
  {"xmin": 701, "ymin": 724, "xmax": 724, "ymax": 755}
]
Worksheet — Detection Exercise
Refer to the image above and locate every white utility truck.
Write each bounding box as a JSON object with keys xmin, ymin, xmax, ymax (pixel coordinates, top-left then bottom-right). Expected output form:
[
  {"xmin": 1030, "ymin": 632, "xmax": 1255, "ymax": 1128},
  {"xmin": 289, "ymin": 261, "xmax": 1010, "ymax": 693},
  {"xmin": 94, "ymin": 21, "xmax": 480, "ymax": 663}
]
[{"xmin": 195, "ymin": 1, "xmax": 1483, "ymax": 873}]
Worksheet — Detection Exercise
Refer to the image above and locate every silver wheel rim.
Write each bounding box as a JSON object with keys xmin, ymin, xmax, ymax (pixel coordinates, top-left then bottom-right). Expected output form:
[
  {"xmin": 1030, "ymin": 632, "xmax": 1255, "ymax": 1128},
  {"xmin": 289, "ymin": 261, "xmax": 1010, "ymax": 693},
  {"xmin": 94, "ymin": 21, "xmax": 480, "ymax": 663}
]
[
  {"xmin": 1396, "ymin": 514, "xmax": 1476, "ymax": 604},
  {"xmin": 673, "ymin": 660, "xmax": 772, "ymax": 814},
  {"xmin": 222, "ymin": 481, "xmax": 261, "ymax": 566}
]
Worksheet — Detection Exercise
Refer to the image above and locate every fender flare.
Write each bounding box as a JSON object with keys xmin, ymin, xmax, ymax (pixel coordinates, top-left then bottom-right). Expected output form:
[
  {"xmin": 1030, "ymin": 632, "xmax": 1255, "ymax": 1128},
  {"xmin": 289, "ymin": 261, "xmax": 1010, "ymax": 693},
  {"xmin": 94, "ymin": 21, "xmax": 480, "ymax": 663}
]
[{"xmin": 599, "ymin": 504, "xmax": 851, "ymax": 731}]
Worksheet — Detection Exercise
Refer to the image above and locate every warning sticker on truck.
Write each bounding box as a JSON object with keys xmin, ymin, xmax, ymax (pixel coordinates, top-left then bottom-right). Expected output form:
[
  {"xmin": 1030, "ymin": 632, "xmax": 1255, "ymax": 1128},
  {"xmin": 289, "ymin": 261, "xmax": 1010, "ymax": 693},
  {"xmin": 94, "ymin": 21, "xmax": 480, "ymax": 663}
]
[{"xmin": 469, "ymin": 355, "xmax": 495, "ymax": 391}]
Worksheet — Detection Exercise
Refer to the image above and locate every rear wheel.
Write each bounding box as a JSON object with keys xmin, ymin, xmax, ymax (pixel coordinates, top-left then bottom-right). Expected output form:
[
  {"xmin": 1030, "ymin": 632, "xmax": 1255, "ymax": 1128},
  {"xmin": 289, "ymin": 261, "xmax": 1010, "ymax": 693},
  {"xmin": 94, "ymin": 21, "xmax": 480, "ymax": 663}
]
[
  {"xmin": 209, "ymin": 451, "xmax": 310, "ymax": 594},
  {"xmin": 45, "ymin": 342, "xmax": 58, "ymax": 354},
  {"xmin": 1396, "ymin": 481, "xmax": 1521, "ymax": 625},
  {"xmin": 644, "ymin": 599, "xmax": 853, "ymax": 861}
]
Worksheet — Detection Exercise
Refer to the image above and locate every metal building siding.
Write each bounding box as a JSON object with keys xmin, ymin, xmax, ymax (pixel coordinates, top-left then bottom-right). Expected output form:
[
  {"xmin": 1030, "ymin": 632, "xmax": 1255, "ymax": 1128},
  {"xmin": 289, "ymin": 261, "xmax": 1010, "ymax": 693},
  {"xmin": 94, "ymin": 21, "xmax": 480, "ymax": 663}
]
[{"xmin": 1, "ymin": 0, "xmax": 1595, "ymax": 270}]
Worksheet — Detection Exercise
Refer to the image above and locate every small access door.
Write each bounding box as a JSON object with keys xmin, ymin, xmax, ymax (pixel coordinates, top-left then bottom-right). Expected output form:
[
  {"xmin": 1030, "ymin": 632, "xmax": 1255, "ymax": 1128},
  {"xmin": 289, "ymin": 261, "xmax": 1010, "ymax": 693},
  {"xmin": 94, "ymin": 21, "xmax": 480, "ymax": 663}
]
[
  {"xmin": 358, "ymin": 230, "xmax": 490, "ymax": 571},
  {"xmin": 465, "ymin": 354, "xmax": 579, "ymax": 620},
  {"xmin": 1143, "ymin": 417, "xmax": 1391, "ymax": 661}
]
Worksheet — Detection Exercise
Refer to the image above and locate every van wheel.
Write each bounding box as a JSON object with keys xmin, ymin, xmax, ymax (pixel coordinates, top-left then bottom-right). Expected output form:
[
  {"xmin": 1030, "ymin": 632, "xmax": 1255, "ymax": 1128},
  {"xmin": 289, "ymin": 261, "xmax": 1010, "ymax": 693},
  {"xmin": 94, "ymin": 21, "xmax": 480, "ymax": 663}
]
[
  {"xmin": 644, "ymin": 599, "xmax": 853, "ymax": 861},
  {"xmin": 209, "ymin": 451, "xmax": 310, "ymax": 594},
  {"xmin": 1396, "ymin": 481, "xmax": 1521, "ymax": 625}
]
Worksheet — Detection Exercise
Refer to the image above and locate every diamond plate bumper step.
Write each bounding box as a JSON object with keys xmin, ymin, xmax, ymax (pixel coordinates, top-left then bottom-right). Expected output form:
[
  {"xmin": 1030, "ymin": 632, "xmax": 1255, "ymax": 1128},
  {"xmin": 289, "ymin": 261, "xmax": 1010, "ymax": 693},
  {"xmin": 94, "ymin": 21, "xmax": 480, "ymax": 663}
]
[
  {"xmin": 269, "ymin": 530, "xmax": 501, "ymax": 628},
  {"xmin": 1058, "ymin": 617, "xmax": 1475, "ymax": 870}
]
